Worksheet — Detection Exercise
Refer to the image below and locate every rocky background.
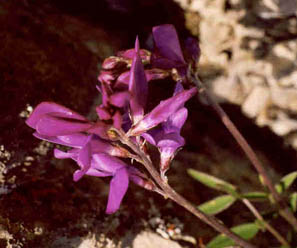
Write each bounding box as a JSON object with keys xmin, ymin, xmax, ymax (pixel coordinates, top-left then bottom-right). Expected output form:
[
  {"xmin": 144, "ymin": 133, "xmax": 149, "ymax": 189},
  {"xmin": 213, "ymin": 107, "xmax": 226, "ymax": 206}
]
[
  {"xmin": 176, "ymin": 0, "xmax": 297, "ymax": 148},
  {"xmin": 0, "ymin": 0, "xmax": 297, "ymax": 247}
]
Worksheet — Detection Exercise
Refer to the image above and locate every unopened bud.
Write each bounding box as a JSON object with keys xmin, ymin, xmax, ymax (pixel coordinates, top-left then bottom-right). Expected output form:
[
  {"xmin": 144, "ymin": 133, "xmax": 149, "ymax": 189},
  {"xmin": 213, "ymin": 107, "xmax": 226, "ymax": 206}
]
[
  {"xmin": 102, "ymin": 56, "xmax": 127, "ymax": 70},
  {"xmin": 98, "ymin": 71, "xmax": 115, "ymax": 84},
  {"xmin": 117, "ymin": 49, "xmax": 151, "ymax": 64}
]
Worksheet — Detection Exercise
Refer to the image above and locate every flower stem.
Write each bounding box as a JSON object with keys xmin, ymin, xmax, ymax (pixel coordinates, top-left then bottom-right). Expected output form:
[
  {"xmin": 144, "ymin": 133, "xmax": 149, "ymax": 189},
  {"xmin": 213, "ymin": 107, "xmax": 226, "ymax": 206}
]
[
  {"xmin": 113, "ymin": 128, "xmax": 257, "ymax": 248},
  {"xmin": 242, "ymin": 198, "xmax": 290, "ymax": 247},
  {"xmin": 191, "ymin": 74, "xmax": 297, "ymax": 232}
]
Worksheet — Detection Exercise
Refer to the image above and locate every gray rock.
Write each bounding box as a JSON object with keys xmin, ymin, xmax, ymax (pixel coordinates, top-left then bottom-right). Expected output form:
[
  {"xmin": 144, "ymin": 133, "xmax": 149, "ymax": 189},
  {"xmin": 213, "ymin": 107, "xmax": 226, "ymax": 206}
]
[{"xmin": 132, "ymin": 231, "xmax": 182, "ymax": 248}]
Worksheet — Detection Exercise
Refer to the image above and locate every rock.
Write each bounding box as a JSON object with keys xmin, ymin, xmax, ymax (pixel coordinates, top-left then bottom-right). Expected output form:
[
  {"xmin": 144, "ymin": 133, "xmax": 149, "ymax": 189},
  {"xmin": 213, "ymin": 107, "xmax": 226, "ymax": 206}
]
[
  {"xmin": 242, "ymin": 85, "xmax": 270, "ymax": 118},
  {"xmin": 270, "ymin": 86, "xmax": 297, "ymax": 112},
  {"xmin": 174, "ymin": 0, "xmax": 297, "ymax": 150},
  {"xmin": 256, "ymin": 0, "xmax": 297, "ymax": 18},
  {"xmin": 270, "ymin": 112, "xmax": 297, "ymax": 136},
  {"xmin": 133, "ymin": 231, "xmax": 182, "ymax": 248}
]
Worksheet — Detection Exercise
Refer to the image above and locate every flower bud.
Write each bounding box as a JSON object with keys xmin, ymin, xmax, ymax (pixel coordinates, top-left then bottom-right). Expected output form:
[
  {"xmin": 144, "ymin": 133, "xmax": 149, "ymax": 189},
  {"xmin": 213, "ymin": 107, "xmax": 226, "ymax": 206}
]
[
  {"xmin": 102, "ymin": 56, "xmax": 127, "ymax": 70},
  {"xmin": 98, "ymin": 71, "xmax": 115, "ymax": 84}
]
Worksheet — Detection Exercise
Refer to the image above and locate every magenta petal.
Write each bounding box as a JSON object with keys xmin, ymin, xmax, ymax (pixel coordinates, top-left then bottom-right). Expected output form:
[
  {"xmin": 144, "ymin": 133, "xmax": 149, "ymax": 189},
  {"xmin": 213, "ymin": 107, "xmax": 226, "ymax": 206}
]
[
  {"xmin": 129, "ymin": 87, "xmax": 197, "ymax": 135},
  {"xmin": 109, "ymin": 91, "xmax": 130, "ymax": 108},
  {"xmin": 163, "ymin": 107, "xmax": 188, "ymax": 133},
  {"xmin": 96, "ymin": 105, "xmax": 111, "ymax": 120},
  {"xmin": 54, "ymin": 148, "xmax": 79, "ymax": 159},
  {"xmin": 87, "ymin": 121, "xmax": 110, "ymax": 139},
  {"xmin": 33, "ymin": 132, "xmax": 71, "ymax": 147},
  {"xmin": 185, "ymin": 37, "xmax": 200, "ymax": 64},
  {"xmin": 85, "ymin": 168, "xmax": 111, "ymax": 177},
  {"xmin": 26, "ymin": 102, "xmax": 86, "ymax": 129},
  {"xmin": 88, "ymin": 136, "xmax": 109, "ymax": 151},
  {"xmin": 92, "ymin": 153, "xmax": 126, "ymax": 174},
  {"xmin": 152, "ymin": 24, "xmax": 186, "ymax": 65},
  {"xmin": 58, "ymin": 133, "xmax": 89, "ymax": 147},
  {"xmin": 112, "ymin": 111, "xmax": 122, "ymax": 129},
  {"xmin": 98, "ymin": 71, "xmax": 115, "ymax": 83},
  {"xmin": 114, "ymin": 71, "xmax": 130, "ymax": 89},
  {"xmin": 106, "ymin": 167, "xmax": 129, "ymax": 214},
  {"xmin": 157, "ymin": 133, "xmax": 185, "ymax": 149},
  {"xmin": 36, "ymin": 113, "xmax": 92, "ymax": 136},
  {"xmin": 33, "ymin": 132, "xmax": 89, "ymax": 148},
  {"xmin": 129, "ymin": 37, "xmax": 148, "ymax": 124},
  {"xmin": 73, "ymin": 170, "xmax": 85, "ymax": 181},
  {"xmin": 173, "ymin": 82, "xmax": 184, "ymax": 95},
  {"xmin": 74, "ymin": 139, "xmax": 92, "ymax": 181},
  {"xmin": 141, "ymin": 132, "xmax": 157, "ymax": 146},
  {"xmin": 99, "ymin": 83, "xmax": 113, "ymax": 106}
]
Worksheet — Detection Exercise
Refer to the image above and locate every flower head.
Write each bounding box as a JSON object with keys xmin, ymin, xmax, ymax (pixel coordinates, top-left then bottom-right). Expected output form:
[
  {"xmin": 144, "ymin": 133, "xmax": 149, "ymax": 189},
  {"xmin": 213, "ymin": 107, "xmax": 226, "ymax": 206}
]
[
  {"xmin": 26, "ymin": 24, "xmax": 199, "ymax": 213},
  {"xmin": 26, "ymin": 102, "xmax": 152, "ymax": 213}
]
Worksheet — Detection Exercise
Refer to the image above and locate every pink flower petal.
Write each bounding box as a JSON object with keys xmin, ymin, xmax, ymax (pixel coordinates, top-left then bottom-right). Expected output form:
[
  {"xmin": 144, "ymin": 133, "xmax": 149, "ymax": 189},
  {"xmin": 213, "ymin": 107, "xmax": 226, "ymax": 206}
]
[
  {"xmin": 106, "ymin": 167, "xmax": 129, "ymax": 214},
  {"xmin": 129, "ymin": 87, "xmax": 197, "ymax": 135},
  {"xmin": 152, "ymin": 24, "xmax": 186, "ymax": 66},
  {"xmin": 26, "ymin": 102, "xmax": 86, "ymax": 129},
  {"xmin": 92, "ymin": 153, "xmax": 126, "ymax": 174},
  {"xmin": 129, "ymin": 37, "xmax": 148, "ymax": 124},
  {"xmin": 109, "ymin": 91, "xmax": 130, "ymax": 108},
  {"xmin": 36, "ymin": 112, "xmax": 92, "ymax": 136},
  {"xmin": 96, "ymin": 105, "xmax": 112, "ymax": 120},
  {"xmin": 163, "ymin": 107, "xmax": 188, "ymax": 133}
]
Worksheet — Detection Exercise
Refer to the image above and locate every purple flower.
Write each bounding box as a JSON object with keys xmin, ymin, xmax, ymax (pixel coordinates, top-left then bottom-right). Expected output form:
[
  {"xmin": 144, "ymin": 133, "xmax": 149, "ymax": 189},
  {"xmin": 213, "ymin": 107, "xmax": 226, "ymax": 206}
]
[
  {"xmin": 128, "ymin": 86, "xmax": 197, "ymax": 136},
  {"xmin": 55, "ymin": 150, "xmax": 150, "ymax": 214},
  {"xmin": 26, "ymin": 24, "xmax": 199, "ymax": 214},
  {"xmin": 124, "ymin": 32, "xmax": 197, "ymax": 170},
  {"xmin": 129, "ymin": 37, "xmax": 148, "ymax": 125},
  {"xmin": 152, "ymin": 24, "xmax": 186, "ymax": 69},
  {"xmin": 26, "ymin": 102, "xmax": 153, "ymax": 214},
  {"xmin": 141, "ymin": 83, "xmax": 189, "ymax": 174},
  {"xmin": 26, "ymin": 102, "xmax": 93, "ymax": 136},
  {"xmin": 151, "ymin": 24, "xmax": 200, "ymax": 78}
]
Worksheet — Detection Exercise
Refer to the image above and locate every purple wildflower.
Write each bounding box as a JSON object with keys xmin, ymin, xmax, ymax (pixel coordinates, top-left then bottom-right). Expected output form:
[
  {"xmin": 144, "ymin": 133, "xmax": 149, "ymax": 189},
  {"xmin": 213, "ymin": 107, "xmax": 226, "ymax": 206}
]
[
  {"xmin": 152, "ymin": 24, "xmax": 186, "ymax": 69},
  {"xmin": 26, "ymin": 24, "xmax": 199, "ymax": 214},
  {"xmin": 141, "ymin": 83, "xmax": 189, "ymax": 175},
  {"xmin": 129, "ymin": 37, "xmax": 148, "ymax": 125},
  {"xmin": 128, "ymin": 86, "xmax": 196, "ymax": 136},
  {"xmin": 26, "ymin": 102, "xmax": 153, "ymax": 213},
  {"xmin": 55, "ymin": 150, "xmax": 152, "ymax": 214}
]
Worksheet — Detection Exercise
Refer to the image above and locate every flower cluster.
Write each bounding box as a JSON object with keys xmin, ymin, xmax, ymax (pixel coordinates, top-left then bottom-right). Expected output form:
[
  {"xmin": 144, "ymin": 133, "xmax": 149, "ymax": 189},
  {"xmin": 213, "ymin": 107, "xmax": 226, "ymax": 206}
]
[{"xmin": 26, "ymin": 24, "xmax": 198, "ymax": 213}]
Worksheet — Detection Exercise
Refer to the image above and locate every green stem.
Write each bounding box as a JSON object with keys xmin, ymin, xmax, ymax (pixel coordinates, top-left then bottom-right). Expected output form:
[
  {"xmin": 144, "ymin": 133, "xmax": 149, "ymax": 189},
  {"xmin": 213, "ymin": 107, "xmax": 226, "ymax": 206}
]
[
  {"xmin": 191, "ymin": 74, "xmax": 297, "ymax": 232},
  {"xmin": 242, "ymin": 198, "xmax": 290, "ymax": 247}
]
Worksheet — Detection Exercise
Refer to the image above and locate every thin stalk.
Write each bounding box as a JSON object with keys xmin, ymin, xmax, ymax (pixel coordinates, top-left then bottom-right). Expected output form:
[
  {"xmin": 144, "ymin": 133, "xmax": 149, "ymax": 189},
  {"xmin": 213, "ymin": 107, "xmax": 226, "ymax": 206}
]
[
  {"xmin": 113, "ymin": 128, "xmax": 257, "ymax": 248},
  {"xmin": 242, "ymin": 199, "xmax": 290, "ymax": 247},
  {"xmin": 191, "ymin": 74, "xmax": 297, "ymax": 232}
]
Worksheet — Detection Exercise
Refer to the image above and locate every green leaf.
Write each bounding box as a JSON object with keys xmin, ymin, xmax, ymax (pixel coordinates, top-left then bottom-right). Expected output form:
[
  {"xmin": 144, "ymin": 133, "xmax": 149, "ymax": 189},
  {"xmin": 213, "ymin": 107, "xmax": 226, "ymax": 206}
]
[
  {"xmin": 289, "ymin": 192, "xmax": 297, "ymax": 212},
  {"xmin": 188, "ymin": 169, "xmax": 237, "ymax": 195},
  {"xmin": 275, "ymin": 171, "xmax": 297, "ymax": 194},
  {"xmin": 198, "ymin": 195, "xmax": 236, "ymax": 215},
  {"xmin": 241, "ymin": 191, "xmax": 268, "ymax": 201},
  {"xmin": 207, "ymin": 223, "xmax": 259, "ymax": 248}
]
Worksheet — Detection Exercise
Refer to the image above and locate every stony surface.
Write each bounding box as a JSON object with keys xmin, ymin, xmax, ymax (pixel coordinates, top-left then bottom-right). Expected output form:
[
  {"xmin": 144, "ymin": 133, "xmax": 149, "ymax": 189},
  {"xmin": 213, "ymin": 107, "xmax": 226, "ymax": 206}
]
[
  {"xmin": 175, "ymin": 0, "xmax": 297, "ymax": 149},
  {"xmin": 132, "ymin": 231, "xmax": 182, "ymax": 248}
]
